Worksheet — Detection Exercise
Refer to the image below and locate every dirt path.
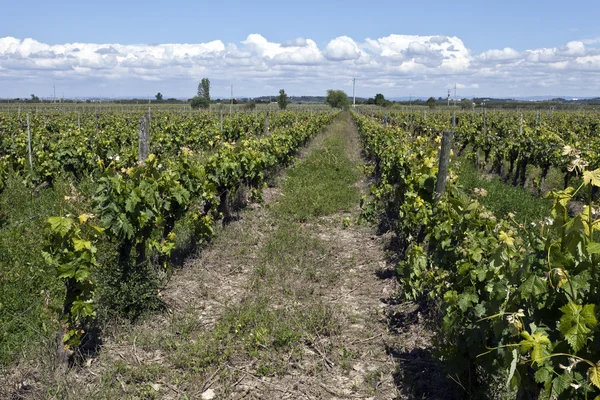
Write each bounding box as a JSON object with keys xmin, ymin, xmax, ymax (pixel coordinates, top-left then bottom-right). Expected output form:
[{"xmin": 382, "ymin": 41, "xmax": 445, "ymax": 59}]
[{"xmin": 9, "ymin": 113, "xmax": 422, "ymax": 399}]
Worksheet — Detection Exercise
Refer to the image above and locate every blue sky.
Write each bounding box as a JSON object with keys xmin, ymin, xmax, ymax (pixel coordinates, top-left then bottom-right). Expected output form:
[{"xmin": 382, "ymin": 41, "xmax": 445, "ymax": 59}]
[{"xmin": 1, "ymin": 0, "xmax": 599, "ymax": 98}]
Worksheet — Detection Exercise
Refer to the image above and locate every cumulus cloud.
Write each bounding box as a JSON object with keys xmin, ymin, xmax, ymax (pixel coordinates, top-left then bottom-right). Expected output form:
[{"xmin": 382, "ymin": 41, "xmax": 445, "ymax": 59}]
[
  {"xmin": 323, "ymin": 36, "xmax": 362, "ymax": 61},
  {"xmin": 478, "ymin": 47, "xmax": 521, "ymax": 62},
  {"xmin": 1, "ymin": 34, "xmax": 600, "ymax": 97}
]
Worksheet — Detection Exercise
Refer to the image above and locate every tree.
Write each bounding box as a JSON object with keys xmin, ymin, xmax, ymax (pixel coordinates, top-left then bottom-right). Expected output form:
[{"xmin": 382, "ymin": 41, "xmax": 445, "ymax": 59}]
[
  {"xmin": 426, "ymin": 97, "xmax": 436, "ymax": 109},
  {"xmin": 197, "ymin": 78, "xmax": 210, "ymax": 103},
  {"xmin": 191, "ymin": 78, "xmax": 211, "ymax": 109},
  {"xmin": 190, "ymin": 97, "xmax": 206, "ymax": 109},
  {"xmin": 374, "ymin": 93, "xmax": 386, "ymax": 106},
  {"xmin": 30, "ymin": 94, "xmax": 40, "ymax": 103},
  {"xmin": 277, "ymin": 89, "xmax": 288, "ymax": 110},
  {"xmin": 460, "ymin": 98, "xmax": 472, "ymax": 110},
  {"xmin": 243, "ymin": 101, "xmax": 256, "ymax": 110},
  {"xmin": 155, "ymin": 92, "xmax": 163, "ymax": 101},
  {"xmin": 325, "ymin": 89, "xmax": 350, "ymax": 109}
]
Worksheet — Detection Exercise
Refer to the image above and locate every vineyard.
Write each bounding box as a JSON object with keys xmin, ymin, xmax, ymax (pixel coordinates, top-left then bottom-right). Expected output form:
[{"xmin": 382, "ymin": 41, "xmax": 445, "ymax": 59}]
[
  {"xmin": 2, "ymin": 106, "xmax": 600, "ymax": 399},
  {"xmin": 0, "ymin": 107, "xmax": 336, "ymax": 365},
  {"xmin": 354, "ymin": 108, "xmax": 600, "ymax": 398}
]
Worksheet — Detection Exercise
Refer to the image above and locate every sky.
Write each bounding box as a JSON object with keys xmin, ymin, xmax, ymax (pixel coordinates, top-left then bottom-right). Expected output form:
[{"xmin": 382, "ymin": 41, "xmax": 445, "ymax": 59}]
[{"xmin": 1, "ymin": 0, "xmax": 600, "ymax": 99}]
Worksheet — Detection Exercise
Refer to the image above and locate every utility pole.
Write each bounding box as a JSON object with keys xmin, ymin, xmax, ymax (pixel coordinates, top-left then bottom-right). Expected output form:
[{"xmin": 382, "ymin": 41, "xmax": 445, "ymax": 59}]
[
  {"xmin": 53, "ymin": 85, "xmax": 56, "ymax": 104},
  {"xmin": 230, "ymin": 84, "xmax": 233, "ymax": 114},
  {"xmin": 352, "ymin": 78, "xmax": 356, "ymax": 108},
  {"xmin": 454, "ymin": 84, "xmax": 457, "ymax": 108},
  {"xmin": 447, "ymin": 89, "xmax": 450, "ymax": 107}
]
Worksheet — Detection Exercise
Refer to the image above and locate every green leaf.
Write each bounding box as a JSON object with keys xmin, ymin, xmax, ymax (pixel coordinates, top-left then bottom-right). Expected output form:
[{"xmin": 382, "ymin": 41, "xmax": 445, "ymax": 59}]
[
  {"xmin": 57, "ymin": 262, "xmax": 77, "ymax": 279},
  {"xmin": 48, "ymin": 216, "xmax": 74, "ymax": 237},
  {"xmin": 507, "ymin": 349, "xmax": 518, "ymax": 388},
  {"xmin": 535, "ymin": 366, "xmax": 553, "ymax": 384},
  {"xmin": 71, "ymin": 300, "xmax": 95, "ymax": 318},
  {"xmin": 559, "ymin": 302, "xmax": 597, "ymax": 352},
  {"xmin": 583, "ymin": 168, "xmax": 600, "ymax": 187},
  {"xmin": 551, "ymin": 372, "xmax": 571, "ymax": 396},
  {"xmin": 457, "ymin": 291, "xmax": 478, "ymax": 313},
  {"xmin": 72, "ymin": 238, "xmax": 92, "ymax": 251},
  {"xmin": 589, "ymin": 365, "xmax": 600, "ymax": 389},
  {"xmin": 74, "ymin": 265, "xmax": 90, "ymax": 282},
  {"xmin": 520, "ymin": 275, "xmax": 548, "ymax": 300},
  {"xmin": 588, "ymin": 242, "xmax": 600, "ymax": 255},
  {"xmin": 125, "ymin": 192, "xmax": 141, "ymax": 213},
  {"xmin": 520, "ymin": 330, "xmax": 551, "ymax": 366}
]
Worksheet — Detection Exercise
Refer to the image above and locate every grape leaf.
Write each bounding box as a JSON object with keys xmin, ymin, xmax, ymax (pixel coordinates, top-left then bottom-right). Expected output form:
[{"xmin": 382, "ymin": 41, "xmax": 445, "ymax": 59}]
[
  {"xmin": 520, "ymin": 275, "xmax": 548, "ymax": 300},
  {"xmin": 583, "ymin": 168, "xmax": 600, "ymax": 187},
  {"xmin": 550, "ymin": 372, "xmax": 571, "ymax": 396},
  {"xmin": 520, "ymin": 330, "xmax": 551, "ymax": 366},
  {"xmin": 535, "ymin": 366, "xmax": 553, "ymax": 384},
  {"xmin": 589, "ymin": 364, "xmax": 600, "ymax": 389},
  {"xmin": 588, "ymin": 243, "xmax": 600, "ymax": 255},
  {"xmin": 48, "ymin": 216, "xmax": 74, "ymax": 237},
  {"xmin": 559, "ymin": 303, "xmax": 597, "ymax": 353},
  {"xmin": 457, "ymin": 291, "xmax": 478, "ymax": 312}
]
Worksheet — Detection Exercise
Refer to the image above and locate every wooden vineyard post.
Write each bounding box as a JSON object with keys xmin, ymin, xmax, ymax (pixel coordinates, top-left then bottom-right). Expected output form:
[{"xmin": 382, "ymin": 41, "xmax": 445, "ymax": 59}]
[
  {"xmin": 27, "ymin": 113, "xmax": 33, "ymax": 169},
  {"xmin": 295, "ymin": 110, "xmax": 298, "ymax": 125},
  {"xmin": 520, "ymin": 114, "xmax": 523, "ymax": 135},
  {"xmin": 434, "ymin": 130, "xmax": 454, "ymax": 202},
  {"xmin": 147, "ymin": 107, "xmax": 152, "ymax": 140},
  {"xmin": 18, "ymin": 105, "xmax": 21, "ymax": 119},
  {"xmin": 483, "ymin": 107, "xmax": 487, "ymax": 130},
  {"xmin": 264, "ymin": 111, "xmax": 270, "ymax": 135},
  {"xmin": 138, "ymin": 116, "xmax": 150, "ymax": 164}
]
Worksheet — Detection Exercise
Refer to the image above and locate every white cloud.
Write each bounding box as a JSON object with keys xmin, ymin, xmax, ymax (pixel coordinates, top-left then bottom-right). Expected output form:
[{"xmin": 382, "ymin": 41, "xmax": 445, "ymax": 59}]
[
  {"xmin": 478, "ymin": 47, "xmax": 521, "ymax": 62},
  {"xmin": 2, "ymin": 34, "xmax": 600, "ymax": 97},
  {"xmin": 323, "ymin": 36, "xmax": 362, "ymax": 61}
]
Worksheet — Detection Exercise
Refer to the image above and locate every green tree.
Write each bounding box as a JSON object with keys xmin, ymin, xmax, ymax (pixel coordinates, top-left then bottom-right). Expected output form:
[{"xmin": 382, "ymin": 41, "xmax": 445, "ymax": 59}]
[
  {"xmin": 277, "ymin": 89, "xmax": 288, "ymax": 110},
  {"xmin": 155, "ymin": 92, "xmax": 163, "ymax": 101},
  {"xmin": 374, "ymin": 93, "xmax": 386, "ymax": 106},
  {"xmin": 426, "ymin": 97, "xmax": 436, "ymax": 109},
  {"xmin": 30, "ymin": 94, "xmax": 40, "ymax": 103},
  {"xmin": 325, "ymin": 89, "xmax": 350, "ymax": 109},
  {"xmin": 460, "ymin": 98, "xmax": 472, "ymax": 109},
  {"xmin": 191, "ymin": 78, "xmax": 211, "ymax": 109},
  {"xmin": 190, "ymin": 97, "xmax": 205, "ymax": 109},
  {"xmin": 198, "ymin": 78, "xmax": 210, "ymax": 102}
]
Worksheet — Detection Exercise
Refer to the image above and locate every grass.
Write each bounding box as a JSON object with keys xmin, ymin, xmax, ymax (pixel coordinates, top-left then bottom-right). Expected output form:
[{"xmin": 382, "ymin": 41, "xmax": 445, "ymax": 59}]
[
  {"xmin": 140, "ymin": 119, "xmax": 358, "ymax": 391},
  {"xmin": 0, "ymin": 173, "xmax": 70, "ymax": 366},
  {"xmin": 275, "ymin": 124, "xmax": 361, "ymax": 221},
  {"xmin": 455, "ymin": 157, "xmax": 552, "ymax": 224}
]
